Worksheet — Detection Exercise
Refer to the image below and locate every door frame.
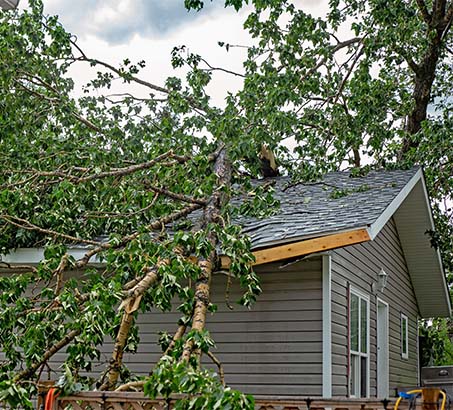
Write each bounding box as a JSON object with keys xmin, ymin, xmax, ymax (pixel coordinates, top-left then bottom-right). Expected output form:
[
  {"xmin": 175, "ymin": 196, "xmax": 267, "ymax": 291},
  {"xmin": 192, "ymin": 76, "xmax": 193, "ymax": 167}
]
[{"xmin": 376, "ymin": 298, "xmax": 389, "ymax": 398}]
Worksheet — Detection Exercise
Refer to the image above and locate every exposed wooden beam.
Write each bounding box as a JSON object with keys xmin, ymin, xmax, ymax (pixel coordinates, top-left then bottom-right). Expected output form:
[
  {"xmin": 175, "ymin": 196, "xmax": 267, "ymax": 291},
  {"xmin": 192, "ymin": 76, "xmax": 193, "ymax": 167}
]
[{"xmin": 220, "ymin": 228, "xmax": 370, "ymax": 268}]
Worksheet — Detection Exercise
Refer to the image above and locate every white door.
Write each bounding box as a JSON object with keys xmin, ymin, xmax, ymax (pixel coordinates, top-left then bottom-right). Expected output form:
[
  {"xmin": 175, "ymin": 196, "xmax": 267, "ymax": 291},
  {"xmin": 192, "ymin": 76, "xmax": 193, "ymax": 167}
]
[{"xmin": 377, "ymin": 299, "xmax": 389, "ymax": 398}]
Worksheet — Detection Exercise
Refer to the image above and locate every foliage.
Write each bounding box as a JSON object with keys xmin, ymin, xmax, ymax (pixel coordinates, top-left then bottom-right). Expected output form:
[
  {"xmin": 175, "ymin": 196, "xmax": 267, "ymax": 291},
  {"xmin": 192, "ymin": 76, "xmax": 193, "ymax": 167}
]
[
  {"xmin": 0, "ymin": 0, "xmax": 453, "ymax": 407},
  {"xmin": 145, "ymin": 356, "xmax": 254, "ymax": 410},
  {"xmin": 420, "ymin": 318, "xmax": 453, "ymax": 367}
]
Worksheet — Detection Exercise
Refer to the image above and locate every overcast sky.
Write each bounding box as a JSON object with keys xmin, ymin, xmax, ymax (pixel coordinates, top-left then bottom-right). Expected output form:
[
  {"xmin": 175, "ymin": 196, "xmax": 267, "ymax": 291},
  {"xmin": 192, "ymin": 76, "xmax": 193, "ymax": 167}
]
[
  {"xmin": 17, "ymin": 0, "xmax": 325, "ymax": 105},
  {"xmin": 16, "ymin": 1, "xmax": 252, "ymax": 104}
]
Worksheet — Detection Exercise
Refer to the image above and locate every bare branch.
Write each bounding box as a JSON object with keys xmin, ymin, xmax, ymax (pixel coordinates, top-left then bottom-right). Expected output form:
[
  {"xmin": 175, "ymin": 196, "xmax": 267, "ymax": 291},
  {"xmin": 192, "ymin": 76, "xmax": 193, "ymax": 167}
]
[
  {"xmin": 0, "ymin": 215, "xmax": 102, "ymax": 246},
  {"xmin": 83, "ymin": 57, "xmax": 169, "ymax": 95},
  {"xmin": 332, "ymin": 44, "xmax": 365, "ymax": 104},
  {"xmin": 5, "ymin": 150, "xmax": 187, "ymax": 188},
  {"xmin": 200, "ymin": 57, "xmax": 245, "ymax": 78},
  {"xmin": 206, "ymin": 351, "xmax": 225, "ymax": 386},
  {"xmin": 75, "ymin": 152, "xmax": 187, "ymax": 184},
  {"xmin": 144, "ymin": 183, "xmax": 207, "ymax": 206}
]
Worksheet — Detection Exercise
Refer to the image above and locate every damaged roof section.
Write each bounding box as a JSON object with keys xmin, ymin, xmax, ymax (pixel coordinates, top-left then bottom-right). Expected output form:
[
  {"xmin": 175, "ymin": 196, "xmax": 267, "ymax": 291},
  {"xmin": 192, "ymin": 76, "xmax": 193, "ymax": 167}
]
[{"xmin": 239, "ymin": 167, "xmax": 419, "ymax": 250}]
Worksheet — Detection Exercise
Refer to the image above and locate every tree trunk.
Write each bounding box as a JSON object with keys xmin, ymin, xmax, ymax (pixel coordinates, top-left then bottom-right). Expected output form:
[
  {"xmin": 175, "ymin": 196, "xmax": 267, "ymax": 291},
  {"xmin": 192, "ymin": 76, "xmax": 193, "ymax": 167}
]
[
  {"xmin": 401, "ymin": 0, "xmax": 451, "ymax": 156},
  {"xmin": 181, "ymin": 146, "xmax": 231, "ymax": 362}
]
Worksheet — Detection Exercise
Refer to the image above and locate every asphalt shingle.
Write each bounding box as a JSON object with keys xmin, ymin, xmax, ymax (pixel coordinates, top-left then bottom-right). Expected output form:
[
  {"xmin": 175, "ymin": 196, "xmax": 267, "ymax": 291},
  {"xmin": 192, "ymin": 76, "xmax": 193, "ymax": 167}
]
[{"xmin": 238, "ymin": 167, "xmax": 419, "ymax": 249}]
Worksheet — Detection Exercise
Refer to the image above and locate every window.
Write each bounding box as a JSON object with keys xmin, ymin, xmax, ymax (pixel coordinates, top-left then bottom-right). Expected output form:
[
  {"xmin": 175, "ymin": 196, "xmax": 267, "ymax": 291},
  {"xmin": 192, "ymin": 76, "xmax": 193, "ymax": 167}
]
[
  {"xmin": 350, "ymin": 289, "xmax": 369, "ymax": 397},
  {"xmin": 401, "ymin": 314, "xmax": 409, "ymax": 359}
]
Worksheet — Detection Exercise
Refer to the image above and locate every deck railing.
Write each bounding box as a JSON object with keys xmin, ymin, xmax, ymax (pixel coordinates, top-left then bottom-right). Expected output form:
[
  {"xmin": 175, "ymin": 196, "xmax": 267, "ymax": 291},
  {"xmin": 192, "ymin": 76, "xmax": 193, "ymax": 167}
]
[{"xmin": 51, "ymin": 392, "xmax": 400, "ymax": 410}]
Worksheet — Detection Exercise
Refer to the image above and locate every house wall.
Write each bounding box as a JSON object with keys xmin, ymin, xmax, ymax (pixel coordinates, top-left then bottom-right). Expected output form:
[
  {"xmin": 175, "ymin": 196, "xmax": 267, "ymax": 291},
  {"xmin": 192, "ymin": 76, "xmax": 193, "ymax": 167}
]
[
  {"xmin": 130, "ymin": 257, "xmax": 324, "ymax": 396},
  {"xmin": 331, "ymin": 217, "xmax": 419, "ymax": 397},
  {"xmin": 1, "ymin": 257, "xmax": 323, "ymax": 397}
]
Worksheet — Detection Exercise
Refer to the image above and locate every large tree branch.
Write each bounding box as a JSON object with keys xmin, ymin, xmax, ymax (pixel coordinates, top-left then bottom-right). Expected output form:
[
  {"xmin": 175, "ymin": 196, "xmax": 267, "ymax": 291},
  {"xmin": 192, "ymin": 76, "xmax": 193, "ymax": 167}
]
[
  {"xmin": 433, "ymin": 0, "xmax": 447, "ymax": 26},
  {"xmin": 181, "ymin": 147, "xmax": 231, "ymax": 363},
  {"xmin": 0, "ymin": 261, "xmax": 37, "ymax": 273},
  {"xmin": 99, "ymin": 311, "xmax": 135, "ymax": 390},
  {"xmin": 123, "ymin": 268, "xmax": 159, "ymax": 300},
  {"xmin": 75, "ymin": 203, "xmax": 202, "ymax": 269},
  {"xmin": 115, "ymin": 381, "xmax": 146, "ymax": 392},
  {"xmin": 404, "ymin": 54, "xmax": 421, "ymax": 75},
  {"xmin": 13, "ymin": 329, "xmax": 82, "ymax": 383},
  {"xmin": 100, "ymin": 260, "xmax": 165, "ymax": 390},
  {"xmin": 5, "ymin": 150, "xmax": 187, "ymax": 188},
  {"xmin": 0, "ymin": 215, "xmax": 101, "ymax": 246},
  {"xmin": 444, "ymin": 3, "xmax": 453, "ymax": 26}
]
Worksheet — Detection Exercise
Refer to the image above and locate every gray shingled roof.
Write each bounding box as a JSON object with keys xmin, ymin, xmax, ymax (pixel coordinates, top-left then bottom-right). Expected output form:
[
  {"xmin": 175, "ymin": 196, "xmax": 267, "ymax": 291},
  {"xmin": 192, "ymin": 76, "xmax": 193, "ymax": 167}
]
[{"xmin": 238, "ymin": 167, "xmax": 419, "ymax": 250}]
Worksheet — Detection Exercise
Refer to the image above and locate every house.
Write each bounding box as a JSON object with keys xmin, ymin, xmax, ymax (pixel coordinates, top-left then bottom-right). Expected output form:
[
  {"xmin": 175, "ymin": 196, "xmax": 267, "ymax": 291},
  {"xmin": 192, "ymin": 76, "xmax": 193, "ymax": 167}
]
[
  {"xmin": 0, "ymin": 0, "xmax": 20, "ymax": 10},
  {"xmin": 1, "ymin": 167, "xmax": 451, "ymax": 399}
]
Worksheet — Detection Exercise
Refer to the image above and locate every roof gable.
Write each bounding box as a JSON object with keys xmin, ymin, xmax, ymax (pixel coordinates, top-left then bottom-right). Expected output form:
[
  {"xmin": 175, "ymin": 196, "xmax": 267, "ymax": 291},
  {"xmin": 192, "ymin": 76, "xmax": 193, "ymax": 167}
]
[
  {"xmin": 241, "ymin": 168, "xmax": 419, "ymax": 249},
  {"xmin": 239, "ymin": 167, "xmax": 450, "ymax": 318}
]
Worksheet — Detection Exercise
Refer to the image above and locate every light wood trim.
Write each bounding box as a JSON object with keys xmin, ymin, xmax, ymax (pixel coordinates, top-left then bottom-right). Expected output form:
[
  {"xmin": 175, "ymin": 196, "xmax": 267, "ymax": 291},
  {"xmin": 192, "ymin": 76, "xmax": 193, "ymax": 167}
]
[{"xmin": 220, "ymin": 228, "xmax": 370, "ymax": 268}]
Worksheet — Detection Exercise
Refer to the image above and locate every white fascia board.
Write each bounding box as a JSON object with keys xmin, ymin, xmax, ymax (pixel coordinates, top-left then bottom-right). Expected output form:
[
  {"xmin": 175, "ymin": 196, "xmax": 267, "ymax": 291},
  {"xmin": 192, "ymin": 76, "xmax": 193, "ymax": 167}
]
[
  {"xmin": 1, "ymin": 247, "xmax": 102, "ymax": 266},
  {"xmin": 367, "ymin": 169, "xmax": 423, "ymax": 240},
  {"xmin": 322, "ymin": 254, "xmax": 332, "ymax": 398}
]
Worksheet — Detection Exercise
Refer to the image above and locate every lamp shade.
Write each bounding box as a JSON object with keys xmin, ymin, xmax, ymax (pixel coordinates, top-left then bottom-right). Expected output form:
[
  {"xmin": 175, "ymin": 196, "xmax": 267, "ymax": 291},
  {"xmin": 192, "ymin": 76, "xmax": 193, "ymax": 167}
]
[{"xmin": 0, "ymin": 0, "xmax": 20, "ymax": 10}]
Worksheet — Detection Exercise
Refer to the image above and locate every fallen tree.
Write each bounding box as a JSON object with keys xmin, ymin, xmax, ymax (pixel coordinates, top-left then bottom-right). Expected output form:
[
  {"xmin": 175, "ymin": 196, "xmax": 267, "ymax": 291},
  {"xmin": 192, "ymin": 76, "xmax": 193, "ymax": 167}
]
[{"xmin": 1, "ymin": 0, "xmax": 453, "ymax": 408}]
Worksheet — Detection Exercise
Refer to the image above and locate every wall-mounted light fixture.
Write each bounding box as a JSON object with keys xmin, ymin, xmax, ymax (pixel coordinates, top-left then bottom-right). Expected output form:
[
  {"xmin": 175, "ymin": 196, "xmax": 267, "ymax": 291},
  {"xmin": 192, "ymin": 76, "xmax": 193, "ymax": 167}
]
[{"xmin": 372, "ymin": 268, "xmax": 388, "ymax": 294}]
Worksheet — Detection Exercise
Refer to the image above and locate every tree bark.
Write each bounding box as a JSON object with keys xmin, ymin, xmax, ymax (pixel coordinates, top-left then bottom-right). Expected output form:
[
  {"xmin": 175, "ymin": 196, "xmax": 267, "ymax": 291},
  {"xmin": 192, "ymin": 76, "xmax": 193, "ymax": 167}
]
[
  {"xmin": 401, "ymin": 0, "xmax": 451, "ymax": 156},
  {"xmin": 100, "ymin": 267, "xmax": 160, "ymax": 390},
  {"xmin": 181, "ymin": 147, "xmax": 231, "ymax": 363},
  {"xmin": 100, "ymin": 311, "xmax": 134, "ymax": 390}
]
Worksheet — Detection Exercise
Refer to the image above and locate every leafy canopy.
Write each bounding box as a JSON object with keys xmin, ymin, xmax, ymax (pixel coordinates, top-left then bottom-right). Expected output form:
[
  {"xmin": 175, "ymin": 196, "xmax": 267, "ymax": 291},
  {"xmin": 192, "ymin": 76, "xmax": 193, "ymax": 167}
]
[{"xmin": 1, "ymin": 0, "xmax": 453, "ymax": 407}]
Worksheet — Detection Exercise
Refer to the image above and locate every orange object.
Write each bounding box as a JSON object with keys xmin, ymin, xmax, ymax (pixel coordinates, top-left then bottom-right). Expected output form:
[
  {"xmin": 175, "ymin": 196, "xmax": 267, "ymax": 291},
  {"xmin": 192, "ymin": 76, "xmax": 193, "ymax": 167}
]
[{"xmin": 44, "ymin": 388, "xmax": 60, "ymax": 410}]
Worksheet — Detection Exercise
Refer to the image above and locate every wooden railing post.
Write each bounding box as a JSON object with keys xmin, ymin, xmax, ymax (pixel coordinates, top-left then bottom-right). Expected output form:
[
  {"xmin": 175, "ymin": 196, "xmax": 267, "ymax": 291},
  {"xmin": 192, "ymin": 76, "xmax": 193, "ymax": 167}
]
[{"xmin": 422, "ymin": 387, "xmax": 441, "ymax": 410}]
